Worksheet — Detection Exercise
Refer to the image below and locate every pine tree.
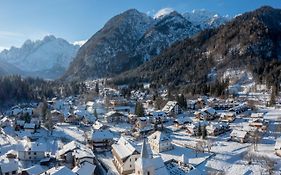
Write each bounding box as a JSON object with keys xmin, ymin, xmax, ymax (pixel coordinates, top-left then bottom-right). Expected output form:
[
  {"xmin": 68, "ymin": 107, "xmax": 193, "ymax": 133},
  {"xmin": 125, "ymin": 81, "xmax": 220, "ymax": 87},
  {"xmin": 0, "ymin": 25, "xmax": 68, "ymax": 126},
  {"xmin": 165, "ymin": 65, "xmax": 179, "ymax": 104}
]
[
  {"xmin": 202, "ymin": 125, "xmax": 207, "ymax": 139},
  {"xmin": 95, "ymin": 82, "xmax": 99, "ymax": 95},
  {"xmin": 135, "ymin": 102, "xmax": 144, "ymax": 117},
  {"xmin": 197, "ymin": 122, "xmax": 202, "ymax": 137}
]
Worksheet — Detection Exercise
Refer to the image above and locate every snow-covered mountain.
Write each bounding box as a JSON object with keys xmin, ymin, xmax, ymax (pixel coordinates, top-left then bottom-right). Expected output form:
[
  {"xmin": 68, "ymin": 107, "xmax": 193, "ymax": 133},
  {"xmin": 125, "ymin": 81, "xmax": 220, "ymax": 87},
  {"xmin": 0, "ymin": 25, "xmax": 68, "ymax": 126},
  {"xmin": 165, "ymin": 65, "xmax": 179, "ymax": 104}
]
[
  {"xmin": 183, "ymin": 9, "xmax": 230, "ymax": 29},
  {"xmin": 135, "ymin": 11, "xmax": 200, "ymax": 61},
  {"xmin": 0, "ymin": 35, "xmax": 79, "ymax": 79},
  {"xmin": 63, "ymin": 8, "xmax": 231, "ymax": 81},
  {"xmin": 63, "ymin": 9, "xmax": 154, "ymax": 80}
]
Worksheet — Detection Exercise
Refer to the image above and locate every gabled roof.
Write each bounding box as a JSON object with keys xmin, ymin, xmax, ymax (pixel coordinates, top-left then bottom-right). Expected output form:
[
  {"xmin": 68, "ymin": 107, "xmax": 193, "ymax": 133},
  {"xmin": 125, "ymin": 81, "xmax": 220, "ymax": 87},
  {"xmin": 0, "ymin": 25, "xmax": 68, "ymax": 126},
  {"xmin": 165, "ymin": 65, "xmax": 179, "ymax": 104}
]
[
  {"xmin": 162, "ymin": 101, "xmax": 178, "ymax": 113},
  {"xmin": 90, "ymin": 130, "xmax": 114, "ymax": 141},
  {"xmin": 57, "ymin": 141, "xmax": 89, "ymax": 156},
  {"xmin": 72, "ymin": 162, "xmax": 96, "ymax": 175},
  {"xmin": 230, "ymin": 130, "xmax": 248, "ymax": 138},
  {"xmin": 40, "ymin": 166, "xmax": 75, "ymax": 175},
  {"xmin": 112, "ymin": 136, "xmax": 139, "ymax": 161}
]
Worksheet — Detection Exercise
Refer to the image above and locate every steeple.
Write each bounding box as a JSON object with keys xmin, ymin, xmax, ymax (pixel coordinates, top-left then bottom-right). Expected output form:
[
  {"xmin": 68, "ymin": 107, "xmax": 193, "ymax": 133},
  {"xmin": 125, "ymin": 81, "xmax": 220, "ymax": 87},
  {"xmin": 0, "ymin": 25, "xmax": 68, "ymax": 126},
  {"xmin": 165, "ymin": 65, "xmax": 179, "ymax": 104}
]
[{"xmin": 141, "ymin": 139, "xmax": 149, "ymax": 159}]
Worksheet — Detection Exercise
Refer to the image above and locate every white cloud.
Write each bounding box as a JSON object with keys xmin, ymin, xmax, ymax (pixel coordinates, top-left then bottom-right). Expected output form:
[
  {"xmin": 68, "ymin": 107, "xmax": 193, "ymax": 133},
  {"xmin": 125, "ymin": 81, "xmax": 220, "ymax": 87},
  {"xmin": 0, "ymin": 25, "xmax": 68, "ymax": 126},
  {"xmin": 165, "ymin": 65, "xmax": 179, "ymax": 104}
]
[
  {"xmin": 73, "ymin": 40, "xmax": 87, "ymax": 47},
  {"xmin": 154, "ymin": 8, "xmax": 174, "ymax": 19}
]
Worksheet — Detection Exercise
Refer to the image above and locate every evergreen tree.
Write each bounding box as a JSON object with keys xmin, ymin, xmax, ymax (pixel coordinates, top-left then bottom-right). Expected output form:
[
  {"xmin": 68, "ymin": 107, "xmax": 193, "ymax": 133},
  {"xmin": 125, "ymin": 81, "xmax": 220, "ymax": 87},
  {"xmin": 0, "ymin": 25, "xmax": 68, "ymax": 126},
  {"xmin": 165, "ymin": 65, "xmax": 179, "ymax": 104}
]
[
  {"xmin": 197, "ymin": 122, "xmax": 202, "ymax": 137},
  {"xmin": 202, "ymin": 125, "xmax": 207, "ymax": 139},
  {"xmin": 95, "ymin": 82, "xmax": 99, "ymax": 95},
  {"xmin": 135, "ymin": 102, "xmax": 144, "ymax": 117}
]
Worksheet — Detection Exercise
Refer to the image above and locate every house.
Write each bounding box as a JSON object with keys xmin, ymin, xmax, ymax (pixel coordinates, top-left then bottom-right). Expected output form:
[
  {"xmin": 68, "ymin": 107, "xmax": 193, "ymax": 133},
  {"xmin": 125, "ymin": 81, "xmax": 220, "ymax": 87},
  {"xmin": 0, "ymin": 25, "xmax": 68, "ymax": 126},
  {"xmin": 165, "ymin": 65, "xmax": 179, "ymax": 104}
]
[
  {"xmin": 57, "ymin": 141, "xmax": 95, "ymax": 168},
  {"xmin": 72, "ymin": 161, "xmax": 96, "ymax": 175},
  {"xmin": 50, "ymin": 110, "xmax": 64, "ymax": 123},
  {"xmin": 206, "ymin": 123, "xmax": 230, "ymax": 136},
  {"xmin": 249, "ymin": 118, "xmax": 269, "ymax": 131},
  {"xmin": 275, "ymin": 137, "xmax": 281, "ymax": 157},
  {"xmin": 152, "ymin": 111, "xmax": 167, "ymax": 123},
  {"xmin": 220, "ymin": 112, "xmax": 236, "ymax": 123},
  {"xmin": 65, "ymin": 114, "xmax": 79, "ymax": 124},
  {"xmin": 165, "ymin": 154, "xmax": 198, "ymax": 175},
  {"xmin": 148, "ymin": 131, "xmax": 173, "ymax": 153},
  {"xmin": 174, "ymin": 114, "xmax": 193, "ymax": 128},
  {"xmin": 186, "ymin": 121, "xmax": 208, "ymax": 136},
  {"xmin": 18, "ymin": 141, "xmax": 48, "ymax": 161},
  {"xmin": 87, "ymin": 130, "xmax": 114, "ymax": 152},
  {"xmin": 136, "ymin": 117, "xmax": 150, "ymax": 130},
  {"xmin": 135, "ymin": 139, "xmax": 169, "ymax": 175},
  {"xmin": 250, "ymin": 113, "xmax": 264, "ymax": 118},
  {"xmin": 0, "ymin": 158, "xmax": 19, "ymax": 175},
  {"xmin": 162, "ymin": 101, "xmax": 182, "ymax": 116},
  {"xmin": 105, "ymin": 111, "xmax": 127, "ymax": 123},
  {"xmin": 112, "ymin": 106, "xmax": 132, "ymax": 114},
  {"xmin": 39, "ymin": 166, "xmax": 76, "ymax": 175},
  {"xmin": 195, "ymin": 107, "xmax": 217, "ymax": 120},
  {"xmin": 230, "ymin": 130, "xmax": 250, "ymax": 143},
  {"xmin": 112, "ymin": 136, "xmax": 140, "ymax": 174},
  {"xmin": 24, "ymin": 123, "xmax": 36, "ymax": 133},
  {"xmin": 229, "ymin": 105, "xmax": 248, "ymax": 114}
]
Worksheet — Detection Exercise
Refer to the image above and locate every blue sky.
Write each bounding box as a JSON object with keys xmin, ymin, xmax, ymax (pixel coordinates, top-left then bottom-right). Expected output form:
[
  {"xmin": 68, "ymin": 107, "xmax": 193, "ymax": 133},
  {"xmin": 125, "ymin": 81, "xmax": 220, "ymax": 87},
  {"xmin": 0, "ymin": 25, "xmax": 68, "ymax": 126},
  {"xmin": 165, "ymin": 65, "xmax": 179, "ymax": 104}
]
[{"xmin": 0, "ymin": 0, "xmax": 280, "ymax": 50}]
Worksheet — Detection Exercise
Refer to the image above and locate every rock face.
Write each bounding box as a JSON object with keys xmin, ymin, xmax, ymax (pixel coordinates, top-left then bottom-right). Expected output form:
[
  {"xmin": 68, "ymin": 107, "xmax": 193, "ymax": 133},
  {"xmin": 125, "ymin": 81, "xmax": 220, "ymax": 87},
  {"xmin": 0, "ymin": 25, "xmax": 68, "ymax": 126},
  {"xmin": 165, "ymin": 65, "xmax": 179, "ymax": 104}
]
[
  {"xmin": 183, "ymin": 9, "xmax": 230, "ymax": 29},
  {"xmin": 135, "ymin": 11, "xmax": 200, "ymax": 62},
  {"xmin": 113, "ymin": 6, "xmax": 281, "ymax": 88},
  {"xmin": 0, "ymin": 35, "xmax": 79, "ymax": 79},
  {"xmin": 63, "ymin": 8, "xmax": 226, "ymax": 81},
  {"xmin": 63, "ymin": 9, "xmax": 154, "ymax": 80}
]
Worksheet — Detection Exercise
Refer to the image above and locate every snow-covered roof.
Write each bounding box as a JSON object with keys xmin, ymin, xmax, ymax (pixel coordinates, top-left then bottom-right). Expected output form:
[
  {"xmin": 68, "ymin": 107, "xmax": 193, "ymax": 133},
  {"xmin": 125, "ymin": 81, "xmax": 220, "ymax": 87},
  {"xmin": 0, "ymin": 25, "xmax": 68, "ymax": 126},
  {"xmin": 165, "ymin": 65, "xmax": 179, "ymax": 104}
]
[
  {"xmin": 148, "ymin": 131, "xmax": 171, "ymax": 144},
  {"xmin": 112, "ymin": 136, "xmax": 138, "ymax": 161},
  {"xmin": 72, "ymin": 162, "xmax": 96, "ymax": 175},
  {"xmin": 90, "ymin": 130, "xmax": 114, "ymax": 141},
  {"xmin": 24, "ymin": 123, "xmax": 36, "ymax": 129},
  {"xmin": 19, "ymin": 141, "xmax": 48, "ymax": 152},
  {"xmin": 57, "ymin": 141, "xmax": 89, "ymax": 156},
  {"xmin": 230, "ymin": 130, "xmax": 248, "ymax": 138},
  {"xmin": 250, "ymin": 113, "xmax": 264, "ymax": 118},
  {"xmin": 86, "ymin": 101, "xmax": 94, "ymax": 107},
  {"xmin": 40, "ymin": 166, "xmax": 75, "ymax": 175},
  {"xmin": 175, "ymin": 114, "xmax": 192, "ymax": 124},
  {"xmin": 0, "ymin": 158, "xmax": 18, "ymax": 174},
  {"xmin": 162, "ymin": 101, "xmax": 178, "ymax": 113},
  {"xmin": 201, "ymin": 107, "xmax": 216, "ymax": 115},
  {"xmin": 23, "ymin": 164, "xmax": 46, "ymax": 175}
]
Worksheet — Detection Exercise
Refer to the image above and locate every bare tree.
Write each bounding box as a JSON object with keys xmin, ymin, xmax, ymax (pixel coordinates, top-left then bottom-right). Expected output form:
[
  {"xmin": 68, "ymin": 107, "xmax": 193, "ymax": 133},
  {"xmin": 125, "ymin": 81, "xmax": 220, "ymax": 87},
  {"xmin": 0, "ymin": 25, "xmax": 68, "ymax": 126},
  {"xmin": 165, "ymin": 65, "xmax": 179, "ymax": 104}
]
[
  {"xmin": 251, "ymin": 130, "xmax": 261, "ymax": 152},
  {"xmin": 44, "ymin": 111, "xmax": 54, "ymax": 135},
  {"xmin": 195, "ymin": 140, "xmax": 204, "ymax": 157},
  {"xmin": 207, "ymin": 139, "xmax": 214, "ymax": 153}
]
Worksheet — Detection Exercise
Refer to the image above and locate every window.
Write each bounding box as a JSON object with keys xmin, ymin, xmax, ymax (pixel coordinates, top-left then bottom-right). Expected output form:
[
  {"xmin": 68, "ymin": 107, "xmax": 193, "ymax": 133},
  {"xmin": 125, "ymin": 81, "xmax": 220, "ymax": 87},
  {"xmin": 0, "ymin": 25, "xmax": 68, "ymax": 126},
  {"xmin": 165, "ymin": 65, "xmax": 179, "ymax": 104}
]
[
  {"xmin": 12, "ymin": 171, "xmax": 17, "ymax": 174},
  {"xmin": 34, "ymin": 152, "xmax": 37, "ymax": 155},
  {"xmin": 147, "ymin": 172, "xmax": 150, "ymax": 175},
  {"xmin": 28, "ymin": 152, "xmax": 31, "ymax": 155},
  {"xmin": 130, "ymin": 164, "xmax": 132, "ymax": 168},
  {"xmin": 135, "ymin": 158, "xmax": 137, "ymax": 161},
  {"xmin": 5, "ymin": 173, "xmax": 9, "ymax": 175}
]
